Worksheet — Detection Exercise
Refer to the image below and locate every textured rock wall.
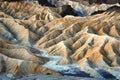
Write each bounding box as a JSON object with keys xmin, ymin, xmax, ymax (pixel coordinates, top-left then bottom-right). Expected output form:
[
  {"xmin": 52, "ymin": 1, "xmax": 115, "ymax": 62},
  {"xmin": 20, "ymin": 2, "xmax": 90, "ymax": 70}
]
[
  {"xmin": 0, "ymin": 1, "xmax": 61, "ymax": 76},
  {"xmin": 36, "ymin": 6, "xmax": 120, "ymax": 79},
  {"xmin": 0, "ymin": 1, "xmax": 120, "ymax": 79}
]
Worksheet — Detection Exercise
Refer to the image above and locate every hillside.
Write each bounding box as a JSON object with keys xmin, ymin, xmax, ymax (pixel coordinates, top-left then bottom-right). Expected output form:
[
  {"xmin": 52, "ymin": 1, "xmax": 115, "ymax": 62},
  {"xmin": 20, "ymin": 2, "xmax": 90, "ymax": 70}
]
[{"xmin": 0, "ymin": 1, "xmax": 120, "ymax": 80}]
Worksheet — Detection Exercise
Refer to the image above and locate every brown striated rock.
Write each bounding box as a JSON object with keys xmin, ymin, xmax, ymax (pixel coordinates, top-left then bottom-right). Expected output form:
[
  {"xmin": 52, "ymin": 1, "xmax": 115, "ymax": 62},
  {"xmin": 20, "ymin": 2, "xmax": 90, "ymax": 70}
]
[
  {"xmin": 0, "ymin": 1, "xmax": 120, "ymax": 79},
  {"xmin": 0, "ymin": 1, "xmax": 61, "ymax": 45},
  {"xmin": 35, "ymin": 6, "xmax": 120, "ymax": 79},
  {"xmin": 0, "ymin": 53, "xmax": 60, "ymax": 76},
  {"xmin": 0, "ymin": 1, "xmax": 62, "ymax": 76},
  {"xmin": 0, "ymin": 38, "xmax": 60, "ymax": 76},
  {"xmin": 0, "ymin": 1, "xmax": 60, "ymax": 20}
]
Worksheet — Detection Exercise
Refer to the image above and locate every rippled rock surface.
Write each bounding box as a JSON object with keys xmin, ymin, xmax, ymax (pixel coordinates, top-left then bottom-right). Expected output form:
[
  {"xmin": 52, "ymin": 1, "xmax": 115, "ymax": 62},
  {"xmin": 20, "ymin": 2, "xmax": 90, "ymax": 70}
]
[
  {"xmin": 0, "ymin": 1, "xmax": 120, "ymax": 80},
  {"xmin": 0, "ymin": 1, "xmax": 61, "ymax": 76},
  {"xmin": 36, "ymin": 5, "xmax": 120, "ymax": 79}
]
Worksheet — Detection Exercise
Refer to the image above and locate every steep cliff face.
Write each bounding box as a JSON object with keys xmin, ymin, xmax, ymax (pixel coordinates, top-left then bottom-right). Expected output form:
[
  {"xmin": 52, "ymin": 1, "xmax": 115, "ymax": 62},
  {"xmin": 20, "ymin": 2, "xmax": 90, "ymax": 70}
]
[{"xmin": 0, "ymin": 1, "xmax": 120, "ymax": 79}]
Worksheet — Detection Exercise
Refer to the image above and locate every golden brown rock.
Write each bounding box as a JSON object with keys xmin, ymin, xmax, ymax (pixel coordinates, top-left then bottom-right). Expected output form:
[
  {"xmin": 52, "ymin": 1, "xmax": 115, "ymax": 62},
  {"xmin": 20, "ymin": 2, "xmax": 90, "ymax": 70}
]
[
  {"xmin": 0, "ymin": 1, "xmax": 62, "ymax": 76},
  {"xmin": 0, "ymin": 1, "xmax": 120, "ymax": 79},
  {"xmin": 0, "ymin": 53, "xmax": 60, "ymax": 76},
  {"xmin": 36, "ymin": 6, "xmax": 120, "ymax": 78}
]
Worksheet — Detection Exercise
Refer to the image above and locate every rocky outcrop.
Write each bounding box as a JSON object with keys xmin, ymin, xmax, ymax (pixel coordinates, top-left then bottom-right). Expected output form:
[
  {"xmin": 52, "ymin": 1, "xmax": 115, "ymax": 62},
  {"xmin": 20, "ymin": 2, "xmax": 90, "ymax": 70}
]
[
  {"xmin": 0, "ymin": 1, "xmax": 120, "ymax": 79},
  {"xmin": 0, "ymin": 1, "xmax": 60, "ymax": 20},
  {"xmin": 0, "ymin": 1, "xmax": 61, "ymax": 76},
  {"xmin": 0, "ymin": 1, "xmax": 61, "ymax": 45},
  {"xmin": 0, "ymin": 38, "xmax": 60, "ymax": 76},
  {"xmin": 48, "ymin": 0, "xmax": 119, "ymax": 16},
  {"xmin": 0, "ymin": 53, "xmax": 59, "ymax": 76},
  {"xmin": 36, "ymin": 6, "xmax": 120, "ymax": 79}
]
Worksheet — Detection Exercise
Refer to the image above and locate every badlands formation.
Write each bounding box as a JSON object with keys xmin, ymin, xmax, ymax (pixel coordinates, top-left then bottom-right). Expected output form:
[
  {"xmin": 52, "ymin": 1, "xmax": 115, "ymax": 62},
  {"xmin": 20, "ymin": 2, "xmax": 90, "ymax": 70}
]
[{"xmin": 0, "ymin": 0, "xmax": 120, "ymax": 80}]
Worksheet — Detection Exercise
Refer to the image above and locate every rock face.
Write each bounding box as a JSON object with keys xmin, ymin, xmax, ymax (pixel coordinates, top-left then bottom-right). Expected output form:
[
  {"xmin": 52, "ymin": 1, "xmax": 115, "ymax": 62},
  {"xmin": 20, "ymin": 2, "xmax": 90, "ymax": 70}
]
[
  {"xmin": 60, "ymin": 5, "xmax": 78, "ymax": 17},
  {"xmin": 48, "ymin": 0, "xmax": 119, "ymax": 16},
  {"xmin": 0, "ymin": 1, "xmax": 61, "ymax": 76},
  {"xmin": 36, "ymin": 6, "xmax": 120, "ymax": 79},
  {"xmin": 0, "ymin": 1, "xmax": 120, "ymax": 80}
]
